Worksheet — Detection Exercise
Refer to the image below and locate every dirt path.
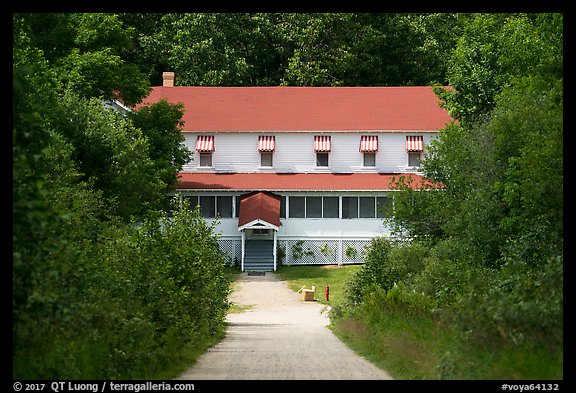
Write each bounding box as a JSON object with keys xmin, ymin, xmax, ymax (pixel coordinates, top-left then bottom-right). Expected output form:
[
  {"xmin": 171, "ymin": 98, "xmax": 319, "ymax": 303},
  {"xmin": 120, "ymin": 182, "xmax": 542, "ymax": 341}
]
[{"xmin": 176, "ymin": 272, "xmax": 393, "ymax": 380}]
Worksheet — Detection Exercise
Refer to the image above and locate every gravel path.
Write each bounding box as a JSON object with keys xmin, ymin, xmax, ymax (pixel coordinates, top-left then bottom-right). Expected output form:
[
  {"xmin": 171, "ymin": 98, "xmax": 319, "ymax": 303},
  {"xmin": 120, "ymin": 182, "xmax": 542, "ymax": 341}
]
[{"xmin": 176, "ymin": 272, "xmax": 393, "ymax": 380}]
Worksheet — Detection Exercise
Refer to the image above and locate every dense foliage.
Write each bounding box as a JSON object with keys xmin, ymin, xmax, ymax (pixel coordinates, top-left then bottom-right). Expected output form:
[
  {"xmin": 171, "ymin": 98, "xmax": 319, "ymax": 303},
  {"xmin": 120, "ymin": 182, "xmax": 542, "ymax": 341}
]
[
  {"xmin": 13, "ymin": 14, "xmax": 230, "ymax": 379},
  {"xmin": 341, "ymin": 13, "xmax": 563, "ymax": 378},
  {"xmin": 119, "ymin": 13, "xmax": 462, "ymax": 87}
]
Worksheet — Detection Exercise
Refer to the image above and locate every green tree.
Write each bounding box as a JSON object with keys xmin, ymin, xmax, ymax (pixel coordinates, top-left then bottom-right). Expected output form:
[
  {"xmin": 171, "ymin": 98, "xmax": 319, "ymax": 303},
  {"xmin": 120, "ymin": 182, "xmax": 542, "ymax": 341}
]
[
  {"xmin": 121, "ymin": 12, "xmax": 462, "ymax": 87},
  {"xmin": 13, "ymin": 13, "xmax": 190, "ymax": 218},
  {"xmin": 134, "ymin": 13, "xmax": 284, "ymax": 86},
  {"xmin": 18, "ymin": 13, "xmax": 150, "ymax": 106},
  {"xmin": 47, "ymin": 92, "xmax": 164, "ymax": 218},
  {"xmin": 14, "ymin": 14, "xmax": 232, "ymax": 378},
  {"xmin": 129, "ymin": 99, "xmax": 191, "ymax": 189},
  {"xmin": 380, "ymin": 12, "xmax": 563, "ymax": 351},
  {"xmin": 436, "ymin": 13, "xmax": 563, "ymax": 125}
]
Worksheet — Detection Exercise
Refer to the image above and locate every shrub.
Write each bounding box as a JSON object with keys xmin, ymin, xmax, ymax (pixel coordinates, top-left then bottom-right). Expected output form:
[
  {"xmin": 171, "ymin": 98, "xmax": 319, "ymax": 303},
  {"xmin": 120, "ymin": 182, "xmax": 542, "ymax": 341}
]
[
  {"xmin": 13, "ymin": 197, "xmax": 232, "ymax": 379},
  {"xmin": 451, "ymin": 254, "xmax": 563, "ymax": 347},
  {"xmin": 382, "ymin": 282, "xmax": 437, "ymax": 315},
  {"xmin": 345, "ymin": 238, "xmax": 430, "ymax": 305},
  {"xmin": 345, "ymin": 237, "xmax": 393, "ymax": 304},
  {"xmin": 409, "ymin": 238, "xmax": 482, "ymax": 307}
]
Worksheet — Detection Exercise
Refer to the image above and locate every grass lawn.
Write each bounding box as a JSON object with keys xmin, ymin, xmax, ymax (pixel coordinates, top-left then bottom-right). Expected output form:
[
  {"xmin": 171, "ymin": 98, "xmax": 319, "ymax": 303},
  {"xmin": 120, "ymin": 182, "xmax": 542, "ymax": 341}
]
[{"xmin": 275, "ymin": 264, "xmax": 362, "ymax": 307}]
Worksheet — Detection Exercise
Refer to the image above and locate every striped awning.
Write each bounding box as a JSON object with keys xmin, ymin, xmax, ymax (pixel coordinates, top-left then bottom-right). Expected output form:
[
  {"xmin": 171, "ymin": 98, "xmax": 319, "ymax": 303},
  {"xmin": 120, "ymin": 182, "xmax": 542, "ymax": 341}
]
[
  {"xmin": 359, "ymin": 135, "xmax": 378, "ymax": 152},
  {"xmin": 196, "ymin": 135, "xmax": 215, "ymax": 152},
  {"xmin": 258, "ymin": 135, "xmax": 276, "ymax": 152},
  {"xmin": 406, "ymin": 135, "xmax": 424, "ymax": 152},
  {"xmin": 314, "ymin": 135, "xmax": 331, "ymax": 152}
]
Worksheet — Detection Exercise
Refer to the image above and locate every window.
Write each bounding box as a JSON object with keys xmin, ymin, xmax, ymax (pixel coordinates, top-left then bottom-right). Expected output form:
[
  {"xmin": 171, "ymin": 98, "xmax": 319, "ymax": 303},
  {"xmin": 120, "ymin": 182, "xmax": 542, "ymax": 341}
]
[
  {"xmin": 281, "ymin": 196, "xmax": 390, "ymax": 219},
  {"xmin": 261, "ymin": 152, "xmax": 273, "ymax": 167},
  {"xmin": 359, "ymin": 197, "xmax": 376, "ymax": 218},
  {"xmin": 323, "ymin": 197, "xmax": 339, "ymax": 218},
  {"xmin": 341, "ymin": 196, "xmax": 386, "ymax": 219},
  {"xmin": 363, "ymin": 152, "xmax": 376, "ymax": 167},
  {"xmin": 183, "ymin": 195, "xmax": 199, "ymax": 211},
  {"xmin": 377, "ymin": 196, "xmax": 391, "ymax": 218},
  {"xmin": 190, "ymin": 195, "xmax": 234, "ymax": 218},
  {"xmin": 288, "ymin": 196, "xmax": 340, "ymax": 218},
  {"xmin": 196, "ymin": 135, "xmax": 215, "ymax": 167},
  {"xmin": 408, "ymin": 152, "xmax": 422, "ymax": 167},
  {"xmin": 316, "ymin": 152, "xmax": 329, "ymax": 167},
  {"xmin": 199, "ymin": 196, "xmax": 216, "ymax": 218},
  {"xmin": 216, "ymin": 196, "xmax": 233, "ymax": 218},
  {"xmin": 289, "ymin": 196, "xmax": 305, "ymax": 218},
  {"xmin": 280, "ymin": 196, "xmax": 286, "ymax": 218},
  {"xmin": 235, "ymin": 195, "xmax": 241, "ymax": 218},
  {"xmin": 314, "ymin": 135, "xmax": 331, "ymax": 167},
  {"xmin": 258, "ymin": 136, "xmax": 275, "ymax": 167},
  {"xmin": 406, "ymin": 135, "xmax": 424, "ymax": 167},
  {"xmin": 306, "ymin": 197, "xmax": 322, "ymax": 218},
  {"xmin": 342, "ymin": 197, "xmax": 358, "ymax": 219},
  {"xmin": 199, "ymin": 153, "xmax": 212, "ymax": 167}
]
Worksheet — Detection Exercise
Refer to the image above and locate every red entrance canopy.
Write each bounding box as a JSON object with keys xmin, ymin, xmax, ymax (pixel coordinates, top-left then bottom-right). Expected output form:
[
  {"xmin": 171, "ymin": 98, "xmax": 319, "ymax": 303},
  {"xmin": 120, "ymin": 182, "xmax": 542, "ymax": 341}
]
[{"xmin": 237, "ymin": 192, "xmax": 281, "ymax": 229}]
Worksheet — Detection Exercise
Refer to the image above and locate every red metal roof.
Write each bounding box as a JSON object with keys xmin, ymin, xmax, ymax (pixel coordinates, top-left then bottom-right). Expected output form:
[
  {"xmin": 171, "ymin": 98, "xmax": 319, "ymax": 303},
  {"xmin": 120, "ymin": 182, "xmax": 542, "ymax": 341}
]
[
  {"xmin": 139, "ymin": 86, "xmax": 452, "ymax": 132},
  {"xmin": 237, "ymin": 192, "xmax": 281, "ymax": 228},
  {"xmin": 176, "ymin": 172, "xmax": 430, "ymax": 191}
]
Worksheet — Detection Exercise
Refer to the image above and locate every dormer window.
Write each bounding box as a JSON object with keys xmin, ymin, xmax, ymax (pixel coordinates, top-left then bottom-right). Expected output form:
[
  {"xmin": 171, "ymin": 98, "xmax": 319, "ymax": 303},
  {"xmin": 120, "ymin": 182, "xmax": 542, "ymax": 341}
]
[
  {"xmin": 196, "ymin": 135, "xmax": 215, "ymax": 167},
  {"xmin": 360, "ymin": 135, "xmax": 378, "ymax": 167},
  {"xmin": 406, "ymin": 135, "xmax": 424, "ymax": 167},
  {"xmin": 258, "ymin": 136, "xmax": 275, "ymax": 167},
  {"xmin": 314, "ymin": 135, "xmax": 331, "ymax": 167}
]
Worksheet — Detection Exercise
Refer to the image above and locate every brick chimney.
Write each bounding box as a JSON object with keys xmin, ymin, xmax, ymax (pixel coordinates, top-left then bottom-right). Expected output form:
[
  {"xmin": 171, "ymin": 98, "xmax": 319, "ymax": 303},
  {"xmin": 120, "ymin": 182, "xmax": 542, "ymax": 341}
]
[{"xmin": 162, "ymin": 72, "xmax": 175, "ymax": 87}]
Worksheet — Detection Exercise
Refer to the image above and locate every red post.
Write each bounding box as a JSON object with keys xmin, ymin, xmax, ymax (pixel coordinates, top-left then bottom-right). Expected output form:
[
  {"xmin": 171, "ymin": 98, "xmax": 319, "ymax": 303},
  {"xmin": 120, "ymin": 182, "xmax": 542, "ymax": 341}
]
[{"xmin": 325, "ymin": 285, "xmax": 330, "ymax": 302}]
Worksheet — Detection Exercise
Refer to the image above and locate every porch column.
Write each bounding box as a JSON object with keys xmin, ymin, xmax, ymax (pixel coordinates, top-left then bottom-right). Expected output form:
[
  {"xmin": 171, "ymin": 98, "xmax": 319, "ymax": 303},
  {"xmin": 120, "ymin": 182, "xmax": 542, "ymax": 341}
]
[
  {"xmin": 273, "ymin": 230, "xmax": 277, "ymax": 271},
  {"xmin": 241, "ymin": 230, "xmax": 245, "ymax": 272}
]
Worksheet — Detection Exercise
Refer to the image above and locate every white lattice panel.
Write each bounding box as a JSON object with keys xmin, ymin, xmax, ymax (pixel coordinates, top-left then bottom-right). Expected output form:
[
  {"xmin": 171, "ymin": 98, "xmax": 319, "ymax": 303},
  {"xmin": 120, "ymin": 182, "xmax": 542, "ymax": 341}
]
[
  {"xmin": 342, "ymin": 239, "xmax": 371, "ymax": 264},
  {"xmin": 217, "ymin": 239, "xmax": 242, "ymax": 266}
]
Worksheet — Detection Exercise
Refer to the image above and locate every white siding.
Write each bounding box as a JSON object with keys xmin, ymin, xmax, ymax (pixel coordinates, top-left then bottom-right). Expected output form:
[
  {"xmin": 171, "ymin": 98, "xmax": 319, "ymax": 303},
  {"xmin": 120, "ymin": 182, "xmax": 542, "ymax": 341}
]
[
  {"xmin": 278, "ymin": 218, "xmax": 388, "ymax": 238},
  {"xmin": 208, "ymin": 217, "xmax": 389, "ymax": 239},
  {"xmin": 181, "ymin": 132, "xmax": 437, "ymax": 174}
]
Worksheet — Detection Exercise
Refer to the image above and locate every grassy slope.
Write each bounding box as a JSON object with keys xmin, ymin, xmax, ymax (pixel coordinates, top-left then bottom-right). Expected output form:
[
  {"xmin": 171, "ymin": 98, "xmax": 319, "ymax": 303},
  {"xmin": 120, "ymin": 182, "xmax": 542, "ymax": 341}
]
[{"xmin": 276, "ymin": 265, "xmax": 563, "ymax": 380}]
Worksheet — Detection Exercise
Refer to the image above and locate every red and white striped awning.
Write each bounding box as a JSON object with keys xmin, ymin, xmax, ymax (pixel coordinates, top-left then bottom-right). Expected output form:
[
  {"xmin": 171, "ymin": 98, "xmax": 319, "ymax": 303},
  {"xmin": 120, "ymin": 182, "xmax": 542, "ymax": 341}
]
[
  {"xmin": 406, "ymin": 135, "xmax": 424, "ymax": 152},
  {"xmin": 258, "ymin": 135, "xmax": 276, "ymax": 152},
  {"xmin": 196, "ymin": 135, "xmax": 215, "ymax": 152},
  {"xmin": 359, "ymin": 135, "xmax": 378, "ymax": 152},
  {"xmin": 314, "ymin": 135, "xmax": 331, "ymax": 152}
]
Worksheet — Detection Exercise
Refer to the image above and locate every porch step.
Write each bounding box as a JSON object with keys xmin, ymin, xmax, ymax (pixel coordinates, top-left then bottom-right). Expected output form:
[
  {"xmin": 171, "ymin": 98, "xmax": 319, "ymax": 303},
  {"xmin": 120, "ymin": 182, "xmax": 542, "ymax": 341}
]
[{"xmin": 244, "ymin": 240, "xmax": 274, "ymax": 272}]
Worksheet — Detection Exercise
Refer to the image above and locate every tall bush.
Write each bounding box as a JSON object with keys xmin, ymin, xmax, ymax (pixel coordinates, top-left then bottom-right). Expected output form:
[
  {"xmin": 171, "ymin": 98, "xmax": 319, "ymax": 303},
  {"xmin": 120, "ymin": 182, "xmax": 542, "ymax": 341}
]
[
  {"xmin": 345, "ymin": 238, "xmax": 430, "ymax": 305},
  {"xmin": 14, "ymin": 197, "xmax": 232, "ymax": 379}
]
